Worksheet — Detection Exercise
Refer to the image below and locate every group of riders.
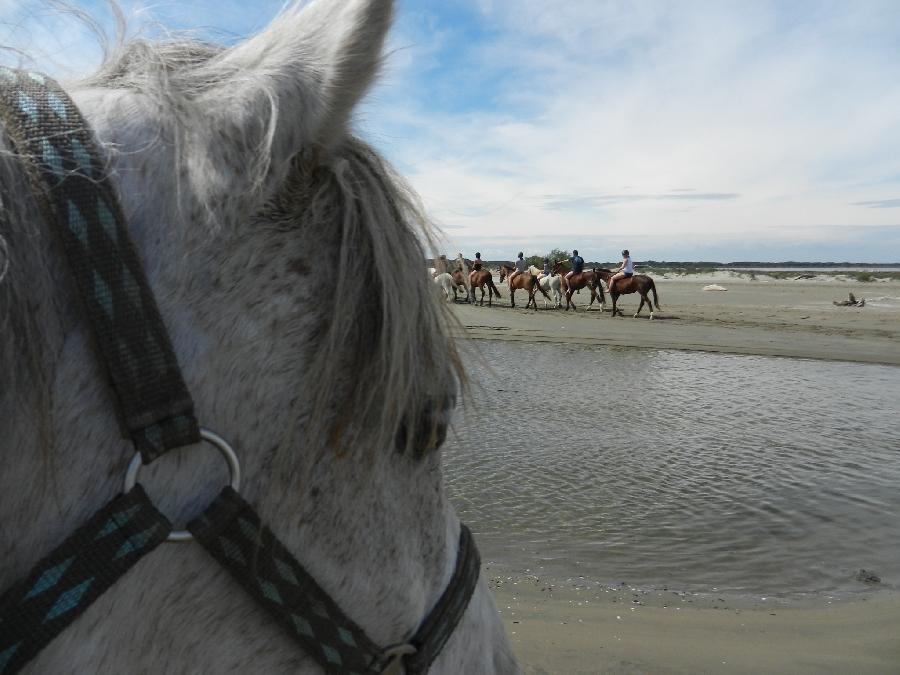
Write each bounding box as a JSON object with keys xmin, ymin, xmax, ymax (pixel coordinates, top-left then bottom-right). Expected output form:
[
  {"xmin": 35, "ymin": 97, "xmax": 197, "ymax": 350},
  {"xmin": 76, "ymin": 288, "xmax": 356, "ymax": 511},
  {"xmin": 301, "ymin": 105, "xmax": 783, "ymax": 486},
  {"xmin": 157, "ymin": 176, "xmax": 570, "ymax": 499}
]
[
  {"xmin": 440, "ymin": 249, "xmax": 636, "ymax": 296},
  {"xmin": 433, "ymin": 246, "xmax": 661, "ymax": 317},
  {"xmin": 524, "ymin": 249, "xmax": 634, "ymax": 296}
]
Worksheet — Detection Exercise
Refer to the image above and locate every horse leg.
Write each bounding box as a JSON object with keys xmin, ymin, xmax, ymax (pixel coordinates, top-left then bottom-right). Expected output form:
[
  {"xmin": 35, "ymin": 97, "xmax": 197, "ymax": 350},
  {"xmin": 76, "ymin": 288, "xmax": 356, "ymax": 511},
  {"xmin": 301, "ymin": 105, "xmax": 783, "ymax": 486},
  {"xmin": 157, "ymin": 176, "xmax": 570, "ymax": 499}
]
[
  {"xmin": 635, "ymin": 295, "xmax": 645, "ymax": 318},
  {"xmin": 538, "ymin": 283, "xmax": 552, "ymax": 308},
  {"xmin": 644, "ymin": 292, "xmax": 654, "ymax": 319},
  {"xmin": 510, "ymin": 288, "xmax": 515, "ymax": 308}
]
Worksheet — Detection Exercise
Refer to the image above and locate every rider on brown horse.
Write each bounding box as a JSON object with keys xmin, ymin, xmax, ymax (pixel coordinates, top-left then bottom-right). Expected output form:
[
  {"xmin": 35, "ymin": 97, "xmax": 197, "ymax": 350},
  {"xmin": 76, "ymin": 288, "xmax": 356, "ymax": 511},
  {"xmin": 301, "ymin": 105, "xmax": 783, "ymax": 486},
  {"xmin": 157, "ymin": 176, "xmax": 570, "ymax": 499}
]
[
  {"xmin": 509, "ymin": 252, "xmax": 527, "ymax": 285},
  {"xmin": 467, "ymin": 251, "xmax": 483, "ymax": 291},
  {"xmin": 566, "ymin": 250, "xmax": 584, "ymax": 286},
  {"xmin": 552, "ymin": 258, "xmax": 604, "ymax": 311},
  {"xmin": 608, "ymin": 249, "xmax": 634, "ymax": 295}
]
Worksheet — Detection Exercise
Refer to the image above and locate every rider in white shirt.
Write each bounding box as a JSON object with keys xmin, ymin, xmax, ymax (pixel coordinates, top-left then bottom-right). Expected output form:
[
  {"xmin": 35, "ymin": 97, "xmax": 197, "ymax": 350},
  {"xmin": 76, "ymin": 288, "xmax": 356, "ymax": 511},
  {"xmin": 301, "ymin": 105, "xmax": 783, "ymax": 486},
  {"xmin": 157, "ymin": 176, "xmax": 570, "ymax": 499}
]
[{"xmin": 608, "ymin": 249, "xmax": 634, "ymax": 295}]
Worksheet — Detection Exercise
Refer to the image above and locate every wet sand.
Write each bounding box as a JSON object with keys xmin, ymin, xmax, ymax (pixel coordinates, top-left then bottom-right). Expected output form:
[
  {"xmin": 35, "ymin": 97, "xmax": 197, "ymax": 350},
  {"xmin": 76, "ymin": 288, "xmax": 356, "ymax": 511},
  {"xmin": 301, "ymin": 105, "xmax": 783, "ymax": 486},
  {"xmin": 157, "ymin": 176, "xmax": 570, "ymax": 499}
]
[
  {"xmin": 450, "ymin": 272, "xmax": 900, "ymax": 365},
  {"xmin": 449, "ymin": 272, "xmax": 900, "ymax": 671},
  {"xmin": 490, "ymin": 576, "xmax": 900, "ymax": 674}
]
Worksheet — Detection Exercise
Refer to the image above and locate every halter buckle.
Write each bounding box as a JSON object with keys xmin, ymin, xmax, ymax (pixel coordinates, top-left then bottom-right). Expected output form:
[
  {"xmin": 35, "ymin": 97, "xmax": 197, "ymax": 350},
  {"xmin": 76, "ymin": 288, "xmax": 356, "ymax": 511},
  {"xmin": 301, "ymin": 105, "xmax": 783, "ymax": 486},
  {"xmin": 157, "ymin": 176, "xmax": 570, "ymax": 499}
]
[{"xmin": 376, "ymin": 643, "xmax": 417, "ymax": 675}]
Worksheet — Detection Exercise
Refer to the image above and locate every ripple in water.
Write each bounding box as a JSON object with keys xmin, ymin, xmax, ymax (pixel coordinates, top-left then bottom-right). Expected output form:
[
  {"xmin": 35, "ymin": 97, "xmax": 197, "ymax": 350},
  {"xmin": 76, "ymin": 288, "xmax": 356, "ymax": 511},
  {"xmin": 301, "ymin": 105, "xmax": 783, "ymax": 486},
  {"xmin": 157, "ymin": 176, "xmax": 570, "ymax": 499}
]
[{"xmin": 445, "ymin": 342, "xmax": 900, "ymax": 598}]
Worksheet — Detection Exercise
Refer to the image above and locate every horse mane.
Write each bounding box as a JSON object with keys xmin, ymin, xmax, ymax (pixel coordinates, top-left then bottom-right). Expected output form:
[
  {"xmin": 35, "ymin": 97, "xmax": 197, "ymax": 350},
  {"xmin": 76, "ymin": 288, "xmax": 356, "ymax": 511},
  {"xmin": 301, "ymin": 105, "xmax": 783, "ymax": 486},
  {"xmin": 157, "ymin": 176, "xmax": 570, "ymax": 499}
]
[{"xmin": 1, "ymin": 5, "xmax": 463, "ymax": 461}]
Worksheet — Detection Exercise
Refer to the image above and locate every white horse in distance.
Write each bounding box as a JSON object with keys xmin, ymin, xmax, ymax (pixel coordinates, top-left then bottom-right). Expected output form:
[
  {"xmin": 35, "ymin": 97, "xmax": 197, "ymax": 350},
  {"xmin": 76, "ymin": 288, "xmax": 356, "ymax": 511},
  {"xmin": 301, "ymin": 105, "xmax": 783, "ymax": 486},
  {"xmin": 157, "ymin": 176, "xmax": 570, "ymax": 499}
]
[
  {"xmin": 433, "ymin": 272, "xmax": 456, "ymax": 301},
  {"xmin": 529, "ymin": 265, "xmax": 563, "ymax": 308},
  {"xmin": 0, "ymin": 1, "xmax": 517, "ymax": 672}
]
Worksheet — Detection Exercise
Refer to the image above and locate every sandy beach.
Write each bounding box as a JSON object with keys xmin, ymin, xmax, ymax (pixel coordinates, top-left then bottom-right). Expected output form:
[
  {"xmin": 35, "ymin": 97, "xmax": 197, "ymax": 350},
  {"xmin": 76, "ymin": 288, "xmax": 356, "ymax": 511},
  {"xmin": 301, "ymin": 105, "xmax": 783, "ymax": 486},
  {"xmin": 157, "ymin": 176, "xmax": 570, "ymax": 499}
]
[
  {"xmin": 449, "ymin": 271, "xmax": 900, "ymax": 672},
  {"xmin": 450, "ymin": 271, "xmax": 900, "ymax": 366},
  {"xmin": 490, "ymin": 577, "xmax": 900, "ymax": 674}
]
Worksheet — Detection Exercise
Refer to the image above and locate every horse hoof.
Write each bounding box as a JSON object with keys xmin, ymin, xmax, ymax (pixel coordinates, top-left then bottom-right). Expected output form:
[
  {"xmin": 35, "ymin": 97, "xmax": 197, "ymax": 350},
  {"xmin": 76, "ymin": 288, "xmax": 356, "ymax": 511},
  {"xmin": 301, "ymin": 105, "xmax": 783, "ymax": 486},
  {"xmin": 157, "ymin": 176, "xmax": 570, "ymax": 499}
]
[
  {"xmin": 649, "ymin": 314, "xmax": 654, "ymax": 320},
  {"xmin": 633, "ymin": 313, "xmax": 639, "ymax": 318}
]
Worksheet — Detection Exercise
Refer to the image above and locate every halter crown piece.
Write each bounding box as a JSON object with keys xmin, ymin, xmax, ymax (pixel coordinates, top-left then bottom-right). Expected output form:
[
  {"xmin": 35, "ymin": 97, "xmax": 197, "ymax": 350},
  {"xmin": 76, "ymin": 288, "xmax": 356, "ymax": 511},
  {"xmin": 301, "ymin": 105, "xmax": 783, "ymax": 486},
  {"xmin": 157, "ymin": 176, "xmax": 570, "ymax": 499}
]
[{"xmin": 0, "ymin": 68, "xmax": 479, "ymax": 675}]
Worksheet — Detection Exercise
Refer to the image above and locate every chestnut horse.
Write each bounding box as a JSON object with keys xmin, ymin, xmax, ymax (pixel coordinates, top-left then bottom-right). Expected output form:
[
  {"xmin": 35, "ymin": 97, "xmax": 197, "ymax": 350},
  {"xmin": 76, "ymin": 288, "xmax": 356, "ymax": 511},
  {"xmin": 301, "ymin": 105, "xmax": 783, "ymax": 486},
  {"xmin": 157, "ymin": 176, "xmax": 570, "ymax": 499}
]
[
  {"xmin": 450, "ymin": 268, "xmax": 469, "ymax": 301},
  {"xmin": 594, "ymin": 268, "xmax": 662, "ymax": 318},
  {"xmin": 469, "ymin": 268, "xmax": 502, "ymax": 306},
  {"xmin": 498, "ymin": 264, "xmax": 549, "ymax": 309},
  {"xmin": 551, "ymin": 261, "xmax": 605, "ymax": 311}
]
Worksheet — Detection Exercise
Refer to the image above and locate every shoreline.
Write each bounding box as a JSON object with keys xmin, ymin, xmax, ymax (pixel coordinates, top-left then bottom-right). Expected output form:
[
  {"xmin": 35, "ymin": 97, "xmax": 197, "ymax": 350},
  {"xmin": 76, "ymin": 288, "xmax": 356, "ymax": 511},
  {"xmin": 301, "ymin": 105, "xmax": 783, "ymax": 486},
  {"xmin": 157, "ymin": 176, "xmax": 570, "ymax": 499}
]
[
  {"xmin": 448, "ymin": 275, "xmax": 900, "ymax": 366},
  {"xmin": 489, "ymin": 576, "xmax": 900, "ymax": 674}
]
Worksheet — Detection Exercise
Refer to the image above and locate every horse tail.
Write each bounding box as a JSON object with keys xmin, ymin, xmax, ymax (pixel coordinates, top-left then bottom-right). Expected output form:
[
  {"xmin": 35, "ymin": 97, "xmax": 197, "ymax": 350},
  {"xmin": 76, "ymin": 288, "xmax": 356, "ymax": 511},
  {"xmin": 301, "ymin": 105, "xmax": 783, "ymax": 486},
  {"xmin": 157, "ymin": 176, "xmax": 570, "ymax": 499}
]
[
  {"xmin": 595, "ymin": 272, "xmax": 605, "ymax": 301},
  {"xmin": 489, "ymin": 277, "xmax": 502, "ymax": 298},
  {"xmin": 650, "ymin": 279, "xmax": 661, "ymax": 309}
]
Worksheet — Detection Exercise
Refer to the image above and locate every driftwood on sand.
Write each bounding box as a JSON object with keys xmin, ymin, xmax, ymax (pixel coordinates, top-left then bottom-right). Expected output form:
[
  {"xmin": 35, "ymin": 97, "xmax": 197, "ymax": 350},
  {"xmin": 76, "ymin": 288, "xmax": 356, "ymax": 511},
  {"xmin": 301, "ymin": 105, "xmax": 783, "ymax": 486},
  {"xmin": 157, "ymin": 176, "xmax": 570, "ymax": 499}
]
[{"xmin": 833, "ymin": 292, "xmax": 865, "ymax": 307}]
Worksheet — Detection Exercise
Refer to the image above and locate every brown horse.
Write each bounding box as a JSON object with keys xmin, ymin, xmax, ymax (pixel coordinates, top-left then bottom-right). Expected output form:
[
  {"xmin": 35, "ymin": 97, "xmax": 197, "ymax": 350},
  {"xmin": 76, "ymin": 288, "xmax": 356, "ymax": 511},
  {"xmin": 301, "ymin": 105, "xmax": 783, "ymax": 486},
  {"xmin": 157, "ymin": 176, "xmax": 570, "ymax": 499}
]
[
  {"xmin": 469, "ymin": 268, "xmax": 502, "ymax": 306},
  {"xmin": 498, "ymin": 264, "xmax": 550, "ymax": 309},
  {"xmin": 551, "ymin": 261, "xmax": 605, "ymax": 311},
  {"xmin": 594, "ymin": 268, "xmax": 661, "ymax": 318},
  {"xmin": 450, "ymin": 268, "xmax": 468, "ymax": 301}
]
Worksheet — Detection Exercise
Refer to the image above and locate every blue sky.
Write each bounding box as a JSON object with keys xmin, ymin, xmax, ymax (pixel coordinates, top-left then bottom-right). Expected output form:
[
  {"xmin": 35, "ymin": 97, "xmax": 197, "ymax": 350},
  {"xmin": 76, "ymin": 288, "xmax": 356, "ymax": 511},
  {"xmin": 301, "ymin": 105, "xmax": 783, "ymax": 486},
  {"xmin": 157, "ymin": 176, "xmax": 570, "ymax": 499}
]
[{"xmin": 3, "ymin": 0, "xmax": 900, "ymax": 262}]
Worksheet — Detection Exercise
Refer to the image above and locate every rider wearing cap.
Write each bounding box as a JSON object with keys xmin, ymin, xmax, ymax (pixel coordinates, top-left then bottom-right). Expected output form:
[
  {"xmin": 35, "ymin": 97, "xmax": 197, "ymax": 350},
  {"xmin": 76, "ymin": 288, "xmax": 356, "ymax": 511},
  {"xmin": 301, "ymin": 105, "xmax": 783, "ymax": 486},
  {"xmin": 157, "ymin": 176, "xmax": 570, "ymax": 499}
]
[
  {"xmin": 608, "ymin": 249, "xmax": 634, "ymax": 295},
  {"xmin": 473, "ymin": 251, "xmax": 483, "ymax": 271}
]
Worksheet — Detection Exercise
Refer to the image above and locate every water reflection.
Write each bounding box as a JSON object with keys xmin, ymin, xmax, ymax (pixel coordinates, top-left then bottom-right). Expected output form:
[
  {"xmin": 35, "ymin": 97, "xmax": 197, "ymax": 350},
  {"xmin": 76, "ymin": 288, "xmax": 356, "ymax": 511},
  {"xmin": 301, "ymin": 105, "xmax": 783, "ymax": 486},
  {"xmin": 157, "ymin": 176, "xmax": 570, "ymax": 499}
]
[{"xmin": 445, "ymin": 342, "xmax": 900, "ymax": 596}]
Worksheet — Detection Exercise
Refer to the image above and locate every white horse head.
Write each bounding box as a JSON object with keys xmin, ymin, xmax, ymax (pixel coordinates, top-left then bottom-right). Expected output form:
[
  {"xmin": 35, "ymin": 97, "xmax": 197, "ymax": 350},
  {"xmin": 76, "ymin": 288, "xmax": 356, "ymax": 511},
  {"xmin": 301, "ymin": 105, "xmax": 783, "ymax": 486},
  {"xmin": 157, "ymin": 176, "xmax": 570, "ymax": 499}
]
[{"xmin": 0, "ymin": 1, "xmax": 517, "ymax": 672}]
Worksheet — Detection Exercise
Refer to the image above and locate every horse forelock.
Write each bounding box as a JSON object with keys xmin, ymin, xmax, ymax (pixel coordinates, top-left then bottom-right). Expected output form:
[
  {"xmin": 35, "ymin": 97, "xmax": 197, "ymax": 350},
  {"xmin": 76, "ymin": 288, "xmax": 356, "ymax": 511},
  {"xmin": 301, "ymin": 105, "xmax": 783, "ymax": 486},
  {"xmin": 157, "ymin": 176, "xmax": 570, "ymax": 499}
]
[{"xmin": 275, "ymin": 138, "xmax": 462, "ymax": 459}]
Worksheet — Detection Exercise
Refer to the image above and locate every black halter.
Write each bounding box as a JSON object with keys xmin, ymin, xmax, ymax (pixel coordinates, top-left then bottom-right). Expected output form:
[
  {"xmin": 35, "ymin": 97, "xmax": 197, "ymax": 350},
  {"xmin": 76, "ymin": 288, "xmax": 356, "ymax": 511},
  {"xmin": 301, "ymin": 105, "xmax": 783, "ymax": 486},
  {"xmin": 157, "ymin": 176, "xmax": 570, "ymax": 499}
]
[{"xmin": 0, "ymin": 68, "xmax": 479, "ymax": 675}]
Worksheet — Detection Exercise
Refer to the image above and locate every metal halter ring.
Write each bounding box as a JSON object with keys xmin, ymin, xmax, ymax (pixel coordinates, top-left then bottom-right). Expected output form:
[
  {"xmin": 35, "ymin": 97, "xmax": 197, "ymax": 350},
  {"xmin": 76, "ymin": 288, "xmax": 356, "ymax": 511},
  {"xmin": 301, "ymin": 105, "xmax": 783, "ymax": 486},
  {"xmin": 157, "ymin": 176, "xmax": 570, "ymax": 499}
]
[{"xmin": 123, "ymin": 428, "xmax": 241, "ymax": 542}]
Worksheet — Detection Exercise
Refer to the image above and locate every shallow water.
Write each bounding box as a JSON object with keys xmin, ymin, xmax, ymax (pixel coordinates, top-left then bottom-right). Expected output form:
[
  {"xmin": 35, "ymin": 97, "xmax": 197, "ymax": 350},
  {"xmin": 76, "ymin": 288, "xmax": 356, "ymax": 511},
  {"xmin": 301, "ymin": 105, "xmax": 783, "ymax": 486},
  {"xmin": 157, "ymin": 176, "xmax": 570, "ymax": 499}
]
[{"xmin": 444, "ymin": 341, "xmax": 900, "ymax": 599}]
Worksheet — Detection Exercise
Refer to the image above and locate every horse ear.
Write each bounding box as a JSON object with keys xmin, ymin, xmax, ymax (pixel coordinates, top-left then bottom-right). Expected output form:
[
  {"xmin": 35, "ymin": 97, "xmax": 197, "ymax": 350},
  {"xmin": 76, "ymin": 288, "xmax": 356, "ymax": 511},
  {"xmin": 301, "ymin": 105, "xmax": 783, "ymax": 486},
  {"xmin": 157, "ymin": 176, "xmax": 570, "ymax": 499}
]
[
  {"xmin": 186, "ymin": 0, "xmax": 393, "ymax": 223},
  {"xmin": 220, "ymin": 0, "xmax": 392, "ymax": 148}
]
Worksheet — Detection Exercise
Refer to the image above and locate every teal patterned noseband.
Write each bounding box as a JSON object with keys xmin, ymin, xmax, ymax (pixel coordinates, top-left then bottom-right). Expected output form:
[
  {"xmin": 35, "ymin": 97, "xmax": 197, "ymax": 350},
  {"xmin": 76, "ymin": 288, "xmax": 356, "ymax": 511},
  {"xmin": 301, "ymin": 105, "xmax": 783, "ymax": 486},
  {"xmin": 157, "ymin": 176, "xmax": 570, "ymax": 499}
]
[{"xmin": 0, "ymin": 66, "xmax": 199, "ymax": 462}]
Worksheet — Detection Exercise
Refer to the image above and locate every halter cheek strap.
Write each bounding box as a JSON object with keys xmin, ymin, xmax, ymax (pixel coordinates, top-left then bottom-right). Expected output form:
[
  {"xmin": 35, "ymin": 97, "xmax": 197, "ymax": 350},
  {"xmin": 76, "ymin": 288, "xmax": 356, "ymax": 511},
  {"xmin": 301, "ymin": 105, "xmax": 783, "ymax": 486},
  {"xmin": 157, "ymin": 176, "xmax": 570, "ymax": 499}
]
[
  {"xmin": 0, "ymin": 68, "xmax": 482, "ymax": 675},
  {"xmin": 0, "ymin": 67, "xmax": 199, "ymax": 462}
]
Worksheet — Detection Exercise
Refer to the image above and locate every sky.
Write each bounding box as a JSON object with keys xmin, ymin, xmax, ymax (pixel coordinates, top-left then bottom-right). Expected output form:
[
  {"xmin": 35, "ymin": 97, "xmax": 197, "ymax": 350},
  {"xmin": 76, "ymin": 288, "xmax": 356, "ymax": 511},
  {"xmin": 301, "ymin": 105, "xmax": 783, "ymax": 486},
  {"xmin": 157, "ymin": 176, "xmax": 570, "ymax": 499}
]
[{"xmin": 2, "ymin": 1, "xmax": 900, "ymax": 262}]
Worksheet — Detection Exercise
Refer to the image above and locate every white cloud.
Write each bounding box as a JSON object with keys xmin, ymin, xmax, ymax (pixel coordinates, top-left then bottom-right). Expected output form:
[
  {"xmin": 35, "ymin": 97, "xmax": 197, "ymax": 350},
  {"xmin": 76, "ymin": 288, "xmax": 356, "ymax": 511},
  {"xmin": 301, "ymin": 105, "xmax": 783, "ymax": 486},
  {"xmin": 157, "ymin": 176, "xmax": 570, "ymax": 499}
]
[
  {"xmin": 364, "ymin": 1, "xmax": 900, "ymax": 261},
  {"xmin": 3, "ymin": 1, "xmax": 898, "ymax": 261}
]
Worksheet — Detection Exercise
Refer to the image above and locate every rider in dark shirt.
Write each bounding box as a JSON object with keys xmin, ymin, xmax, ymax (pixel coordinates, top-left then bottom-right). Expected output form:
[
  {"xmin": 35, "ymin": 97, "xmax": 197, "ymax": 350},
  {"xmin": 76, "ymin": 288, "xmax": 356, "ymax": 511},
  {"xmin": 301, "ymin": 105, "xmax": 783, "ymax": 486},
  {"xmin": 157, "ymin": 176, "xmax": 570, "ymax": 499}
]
[{"xmin": 566, "ymin": 249, "xmax": 584, "ymax": 285}]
